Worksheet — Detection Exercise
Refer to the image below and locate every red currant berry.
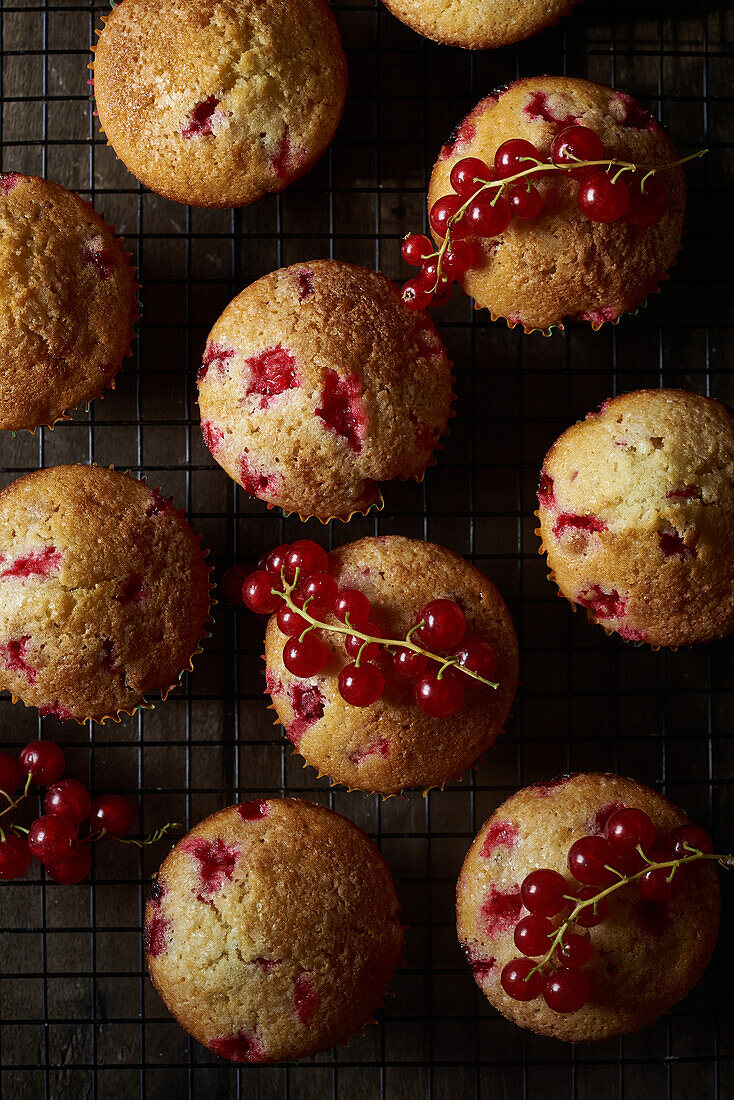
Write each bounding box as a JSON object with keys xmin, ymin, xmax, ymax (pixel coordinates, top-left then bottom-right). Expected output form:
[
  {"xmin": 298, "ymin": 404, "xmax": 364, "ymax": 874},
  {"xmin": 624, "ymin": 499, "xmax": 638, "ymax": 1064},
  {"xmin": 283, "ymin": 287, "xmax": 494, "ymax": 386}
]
[
  {"xmin": 494, "ymin": 139, "xmax": 540, "ymax": 179},
  {"xmin": 430, "ymin": 279, "xmax": 453, "ymax": 306},
  {"xmin": 506, "ymin": 182, "xmax": 544, "ymax": 219},
  {"xmin": 401, "ymin": 233, "xmax": 433, "ymax": 266},
  {"xmin": 415, "ymin": 599, "xmax": 466, "ymax": 651},
  {"xmin": 338, "ymin": 662, "xmax": 385, "ymax": 707},
  {"xmin": 464, "ymin": 193, "xmax": 511, "ymax": 237},
  {"xmin": 0, "ymin": 832, "xmax": 32, "ymax": 880},
  {"xmin": 19, "ymin": 740, "xmax": 65, "ymax": 786},
  {"xmin": 451, "ymin": 636, "xmax": 498, "ymax": 681},
  {"xmin": 551, "ymin": 125, "xmax": 604, "ymax": 176},
  {"xmin": 442, "ymin": 240, "xmax": 480, "ymax": 278},
  {"xmin": 43, "ymin": 779, "xmax": 92, "ymax": 827},
  {"xmin": 242, "ymin": 570, "xmax": 282, "ymax": 615},
  {"xmin": 668, "ymin": 823, "xmax": 714, "ymax": 858},
  {"xmin": 604, "ymin": 807, "xmax": 656, "ymax": 854},
  {"xmin": 450, "ymin": 157, "xmax": 493, "ymax": 197},
  {"xmin": 577, "ymin": 171, "xmax": 630, "ymax": 223},
  {"xmin": 556, "ymin": 931, "xmax": 592, "ymax": 969},
  {"xmin": 401, "ymin": 278, "xmax": 433, "ymax": 310},
  {"xmin": 429, "ymin": 195, "xmax": 467, "ymax": 238},
  {"xmin": 626, "ymin": 176, "xmax": 668, "ymax": 228},
  {"xmin": 28, "ymin": 815, "xmax": 77, "ymax": 865},
  {"xmin": 638, "ymin": 853, "xmax": 678, "ymax": 903},
  {"xmin": 393, "ymin": 647, "xmax": 429, "ymax": 680},
  {"xmin": 419, "ymin": 260, "xmax": 453, "ymax": 296},
  {"xmin": 520, "ymin": 868, "xmax": 569, "ymax": 917},
  {"xmin": 514, "ymin": 914, "xmax": 554, "ymax": 957},
  {"xmin": 283, "ymin": 540, "xmax": 328, "ymax": 584},
  {"xmin": 500, "ymin": 957, "xmax": 545, "ymax": 1001},
  {"xmin": 294, "ymin": 572, "xmax": 338, "ymax": 616},
  {"xmin": 47, "ymin": 844, "xmax": 93, "ymax": 885},
  {"xmin": 414, "ymin": 667, "xmax": 464, "ymax": 718},
  {"xmin": 0, "ymin": 751, "xmax": 22, "ymax": 795},
  {"xmin": 220, "ymin": 563, "xmax": 252, "ymax": 604},
  {"xmin": 567, "ymin": 836, "xmax": 620, "ymax": 886},
  {"xmin": 276, "ymin": 604, "xmax": 310, "ymax": 637},
  {"xmin": 263, "ymin": 544, "xmax": 290, "ymax": 578},
  {"xmin": 543, "ymin": 966, "xmax": 590, "ymax": 1013},
  {"xmin": 345, "ymin": 622, "xmax": 382, "ymax": 662},
  {"xmin": 574, "ymin": 886, "xmax": 609, "ymax": 928},
  {"xmin": 282, "ymin": 632, "xmax": 328, "ymax": 678},
  {"xmin": 89, "ymin": 794, "xmax": 135, "ymax": 838},
  {"xmin": 334, "ymin": 589, "xmax": 371, "ymax": 629}
]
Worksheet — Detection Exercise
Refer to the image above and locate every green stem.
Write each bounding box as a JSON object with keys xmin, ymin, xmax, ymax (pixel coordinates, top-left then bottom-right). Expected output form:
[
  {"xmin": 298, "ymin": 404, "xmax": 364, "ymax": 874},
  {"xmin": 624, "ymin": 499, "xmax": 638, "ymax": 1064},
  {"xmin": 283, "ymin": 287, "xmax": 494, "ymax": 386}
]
[
  {"xmin": 425, "ymin": 148, "xmax": 708, "ymax": 296},
  {"xmin": 0, "ymin": 773, "xmax": 31, "ymax": 821},
  {"xmin": 273, "ymin": 580, "xmax": 499, "ymax": 690},
  {"xmin": 527, "ymin": 847, "xmax": 732, "ymax": 980}
]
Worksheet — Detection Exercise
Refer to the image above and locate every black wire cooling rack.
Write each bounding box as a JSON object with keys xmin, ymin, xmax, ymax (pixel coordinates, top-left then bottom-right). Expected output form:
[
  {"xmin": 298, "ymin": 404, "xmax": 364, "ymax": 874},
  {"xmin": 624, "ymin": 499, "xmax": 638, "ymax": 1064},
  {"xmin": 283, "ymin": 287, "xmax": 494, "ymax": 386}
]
[{"xmin": 1, "ymin": 0, "xmax": 733, "ymax": 1096}]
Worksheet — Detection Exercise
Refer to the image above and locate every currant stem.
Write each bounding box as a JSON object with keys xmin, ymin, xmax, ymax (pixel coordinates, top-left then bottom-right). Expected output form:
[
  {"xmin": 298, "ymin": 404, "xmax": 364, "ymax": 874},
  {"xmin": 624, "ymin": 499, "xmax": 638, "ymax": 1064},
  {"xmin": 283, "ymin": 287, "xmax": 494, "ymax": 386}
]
[
  {"xmin": 0, "ymin": 772, "xmax": 31, "ymax": 820},
  {"xmin": 526, "ymin": 847, "xmax": 733, "ymax": 981},
  {"xmin": 425, "ymin": 148, "xmax": 708, "ymax": 296},
  {"xmin": 272, "ymin": 578, "xmax": 499, "ymax": 690},
  {"xmin": 116, "ymin": 822, "xmax": 181, "ymax": 848}
]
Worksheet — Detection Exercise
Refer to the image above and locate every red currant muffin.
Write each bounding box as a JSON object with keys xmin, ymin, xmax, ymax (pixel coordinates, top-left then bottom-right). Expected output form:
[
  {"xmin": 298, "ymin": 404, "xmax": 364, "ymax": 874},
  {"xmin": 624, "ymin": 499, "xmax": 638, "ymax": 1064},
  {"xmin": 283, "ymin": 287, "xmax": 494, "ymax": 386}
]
[
  {"xmin": 536, "ymin": 389, "xmax": 734, "ymax": 648},
  {"xmin": 145, "ymin": 798, "xmax": 404, "ymax": 1062},
  {"xmin": 0, "ymin": 173, "xmax": 137, "ymax": 431},
  {"xmin": 0, "ymin": 465, "xmax": 211, "ymax": 723},
  {"xmin": 197, "ymin": 261, "xmax": 453, "ymax": 522},
  {"xmin": 457, "ymin": 772, "xmax": 721, "ymax": 1041},
  {"xmin": 424, "ymin": 76, "xmax": 685, "ymax": 332},
  {"xmin": 258, "ymin": 535, "xmax": 519, "ymax": 795},
  {"xmin": 381, "ymin": 0, "xmax": 582, "ymax": 50},
  {"xmin": 91, "ymin": 0, "xmax": 347, "ymax": 208}
]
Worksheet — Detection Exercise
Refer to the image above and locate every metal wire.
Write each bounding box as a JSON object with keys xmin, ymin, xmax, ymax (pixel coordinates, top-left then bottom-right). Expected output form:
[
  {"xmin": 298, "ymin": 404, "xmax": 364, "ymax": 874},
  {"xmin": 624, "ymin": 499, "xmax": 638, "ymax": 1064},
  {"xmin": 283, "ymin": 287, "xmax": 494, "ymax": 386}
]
[{"xmin": 0, "ymin": 0, "xmax": 732, "ymax": 1096}]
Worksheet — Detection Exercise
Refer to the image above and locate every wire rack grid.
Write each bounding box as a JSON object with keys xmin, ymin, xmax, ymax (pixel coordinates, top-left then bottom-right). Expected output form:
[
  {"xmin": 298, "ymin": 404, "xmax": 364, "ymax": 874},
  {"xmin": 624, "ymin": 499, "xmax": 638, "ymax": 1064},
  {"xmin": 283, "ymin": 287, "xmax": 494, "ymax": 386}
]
[{"xmin": 0, "ymin": 0, "xmax": 733, "ymax": 1096}]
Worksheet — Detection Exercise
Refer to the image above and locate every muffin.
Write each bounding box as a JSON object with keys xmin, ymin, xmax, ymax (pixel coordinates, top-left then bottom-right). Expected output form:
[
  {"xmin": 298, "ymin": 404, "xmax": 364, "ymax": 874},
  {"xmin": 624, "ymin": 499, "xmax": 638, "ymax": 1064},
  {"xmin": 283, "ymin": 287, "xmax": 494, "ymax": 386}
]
[
  {"xmin": 457, "ymin": 772, "xmax": 720, "ymax": 1042},
  {"xmin": 198, "ymin": 261, "xmax": 453, "ymax": 522},
  {"xmin": 263, "ymin": 536, "xmax": 519, "ymax": 795},
  {"xmin": 0, "ymin": 465, "xmax": 211, "ymax": 722},
  {"xmin": 145, "ymin": 798, "xmax": 404, "ymax": 1062},
  {"xmin": 91, "ymin": 0, "xmax": 347, "ymax": 208},
  {"xmin": 381, "ymin": 0, "xmax": 582, "ymax": 50},
  {"xmin": 426, "ymin": 76, "xmax": 685, "ymax": 333},
  {"xmin": 0, "ymin": 173, "xmax": 137, "ymax": 431},
  {"xmin": 536, "ymin": 389, "xmax": 734, "ymax": 647}
]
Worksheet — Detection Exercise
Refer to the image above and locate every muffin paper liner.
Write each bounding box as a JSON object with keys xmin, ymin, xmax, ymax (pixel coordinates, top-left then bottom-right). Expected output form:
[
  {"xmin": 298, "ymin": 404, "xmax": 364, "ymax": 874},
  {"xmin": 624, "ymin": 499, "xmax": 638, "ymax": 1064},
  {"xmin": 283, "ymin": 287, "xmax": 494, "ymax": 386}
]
[{"xmin": 3, "ymin": 469, "xmax": 215, "ymax": 725}]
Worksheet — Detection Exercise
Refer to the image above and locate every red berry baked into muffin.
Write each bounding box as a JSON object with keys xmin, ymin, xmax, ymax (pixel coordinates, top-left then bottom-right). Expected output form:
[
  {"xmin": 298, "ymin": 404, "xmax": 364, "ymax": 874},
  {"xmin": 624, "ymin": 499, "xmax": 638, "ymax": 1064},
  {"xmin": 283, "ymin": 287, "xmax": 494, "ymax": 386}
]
[
  {"xmin": 248, "ymin": 535, "xmax": 518, "ymax": 795},
  {"xmin": 536, "ymin": 389, "xmax": 734, "ymax": 648},
  {"xmin": 145, "ymin": 798, "xmax": 404, "ymax": 1062},
  {"xmin": 91, "ymin": 0, "xmax": 347, "ymax": 208},
  {"xmin": 0, "ymin": 173, "xmax": 137, "ymax": 431},
  {"xmin": 420, "ymin": 77, "xmax": 686, "ymax": 332},
  {"xmin": 197, "ymin": 261, "xmax": 453, "ymax": 522},
  {"xmin": 457, "ymin": 773, "xmax": 721, "ymax": 1041},
  {"xmin": 381, "ymin": 0, "xmax": 582, "ymax": 50},
  {"xmin": 0, "ymin": 465, "xmax": 211, "ymax": 722}
]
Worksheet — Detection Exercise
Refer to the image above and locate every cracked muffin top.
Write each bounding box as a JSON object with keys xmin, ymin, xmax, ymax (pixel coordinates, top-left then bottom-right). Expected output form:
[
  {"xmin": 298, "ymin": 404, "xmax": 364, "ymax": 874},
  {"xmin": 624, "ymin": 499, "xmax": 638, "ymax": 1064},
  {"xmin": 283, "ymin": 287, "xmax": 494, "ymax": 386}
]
[
  {"xmin": 380, "ymin": 0, "xmax": 582, "ymax": 50},
  {"xmin": 536, "ymin": 389, "xmax": 734, "ymax": 647},
  {"xmin": 263, "ymin": 536, "xmax": 519, "ymax": 794},
  {"xmin": 197, "ymin": 261, "xmax": 454, "ymax": 522},
  {"xmin": 91, "ymin": 0, "xmax": 347, "ymax": 207},
  {"xmin": 0, "ymin": 173, "xmax": 137, "ymax": 431},
  {"xmin": 457, "ymin": 772, "xmax": 720, "ymax": 1042},
  {"xmin": 427, "ymin": 76, "xmax": 685, "ymax": 333},
  {"xmin": 0, "ymin": 464, "xmax": 211, "ymax": 722},
  {"xmin": 145, "ymin": 798, "xmax": 404, "ymax": 1063}
]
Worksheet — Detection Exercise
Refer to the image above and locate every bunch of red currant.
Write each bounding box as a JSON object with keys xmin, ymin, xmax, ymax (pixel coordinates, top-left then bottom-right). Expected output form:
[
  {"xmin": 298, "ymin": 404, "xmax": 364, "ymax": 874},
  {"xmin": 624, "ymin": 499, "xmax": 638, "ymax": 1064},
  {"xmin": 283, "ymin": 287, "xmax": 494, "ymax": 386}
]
[
  {"xmin": 0, "ymin": 740, "xmax": 145, "ymax": 884},
  {"xmin": 237, "ymin": 539, "xmax": 499, "ymax": 718},
  {"xmin": 401, "ymin": 124, "xmax": 683, "ymax": 311},
  {"xmin": 500, "ymin": 807, "xmax": 719, "ymax": 1013}
]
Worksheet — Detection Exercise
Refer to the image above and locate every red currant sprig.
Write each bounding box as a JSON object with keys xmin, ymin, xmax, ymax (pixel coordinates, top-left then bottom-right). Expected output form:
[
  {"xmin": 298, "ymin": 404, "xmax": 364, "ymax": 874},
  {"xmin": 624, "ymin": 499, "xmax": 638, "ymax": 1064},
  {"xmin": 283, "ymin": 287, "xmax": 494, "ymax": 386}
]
[
  {"xmin": 0, "ymin": 739, "xmax": 179, "ymax": 883},
  {"xmin": 499, "ymin": 809, "xmax": 731, "ymax": 1014},
  {"xmin": 240, "ymin": 541, "xmax": 500, "ymax": 718},
  {"xmin": 401, "ymin": 127, "xmax": 706, "ymax": 311}
]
